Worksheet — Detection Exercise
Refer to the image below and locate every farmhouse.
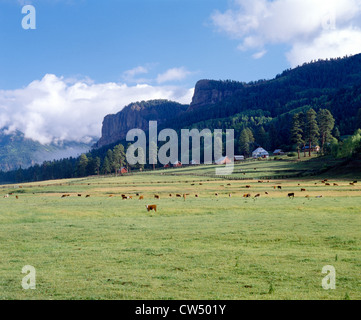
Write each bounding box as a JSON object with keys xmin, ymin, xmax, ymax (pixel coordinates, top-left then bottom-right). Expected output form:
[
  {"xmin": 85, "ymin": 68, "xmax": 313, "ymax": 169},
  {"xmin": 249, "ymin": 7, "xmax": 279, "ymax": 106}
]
[
  {"xmin": 190, "ymin": 159, "xmax": 200, "ymax": 165},
  {"xmin": 173, "ymin": 161, "xmax": 182, "ymax": 167},
  {"xmin": 215, "ymin": 156, "xmax": 232, "ymax": 165},
  {"xmin": 302, "ymin": 145, "xmax": 320, "ymax": 152},
  {"xmin": 252, "ymin": 147, "xmax": 269, "ymax": 159},
  {"xmin": 234, "ymin": 155, "xmax": 245, "ymax": 162},
  {"xmin": 120, "ymin": 167, "xmax": 128, "ymax": 174},
  {"xmin": 273, "ymin": 149, "xmax": 285, "ymax": 155}
]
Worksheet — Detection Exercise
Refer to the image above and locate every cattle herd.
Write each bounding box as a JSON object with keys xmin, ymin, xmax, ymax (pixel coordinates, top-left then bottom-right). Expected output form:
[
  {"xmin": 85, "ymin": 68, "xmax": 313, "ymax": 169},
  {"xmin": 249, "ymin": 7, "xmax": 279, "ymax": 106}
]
[{"xmin": 1, "ymin": 179, "xmax": 358, "ymax": 214}]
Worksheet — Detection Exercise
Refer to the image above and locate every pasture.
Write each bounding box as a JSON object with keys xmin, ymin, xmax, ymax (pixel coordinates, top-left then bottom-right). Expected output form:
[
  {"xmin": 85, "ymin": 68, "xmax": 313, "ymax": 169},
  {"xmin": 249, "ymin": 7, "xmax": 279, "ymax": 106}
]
[{"xmin": 0, "ymin": 160, "xmax": 360, "ymax": 300}]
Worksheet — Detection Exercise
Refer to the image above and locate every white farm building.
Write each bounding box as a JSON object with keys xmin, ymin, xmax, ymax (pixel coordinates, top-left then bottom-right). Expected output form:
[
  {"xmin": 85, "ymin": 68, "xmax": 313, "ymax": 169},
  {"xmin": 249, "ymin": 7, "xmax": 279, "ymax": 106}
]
[{"xmin": 252, "ymin": 147, "xmax": 269, "ymax": 159}]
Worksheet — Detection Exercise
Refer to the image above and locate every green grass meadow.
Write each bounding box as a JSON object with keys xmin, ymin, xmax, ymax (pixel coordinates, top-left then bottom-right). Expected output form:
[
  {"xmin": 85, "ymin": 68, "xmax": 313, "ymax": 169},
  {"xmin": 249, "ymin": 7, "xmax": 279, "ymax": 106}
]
[{"xmin": 0, "ymin": 160, "xmax": 360, "ymax": 300}]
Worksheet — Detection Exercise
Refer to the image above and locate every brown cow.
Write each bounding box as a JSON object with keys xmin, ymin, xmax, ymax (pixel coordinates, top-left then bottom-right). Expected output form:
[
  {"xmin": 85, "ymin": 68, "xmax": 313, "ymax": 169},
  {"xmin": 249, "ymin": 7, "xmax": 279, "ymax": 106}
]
[
  {"xmin": 301, "ymin": 188, "xmax": 306, "ymax": 192},
  {"xmin": 195, "ymin": 194, "xmax": 199, "ymax": 198},
  {"xmin": 85, "ymin": 195, "xmax": 90, "ymax": 198},
  {"xmin": 176, "ymin": 194, "xmax": 182, "ymax": 198},
  {"xmin": 245, "ymin": 185, "xmax": 251, "ymax": 189},
  {"xmin": 254, "ymin": 194, "xmax": 260, "ymax": 198},
  {"xmin": 78, "ymin": 194, "xmax": 82, "ymax": 197},
  {"xmin": 333, "ymin": 183, "xmax": 338, "ymax": 186},
  {"xmin": 139, "ymin": 195, "xmax": 144, "ymax": 200},
  {"xmin": 243, "ymin": 193, "xmax": 251, "ymax": 198},
  {"xmin": 154, "ymin": 194, "xmax": 160, "ymax": 199},
  {"xmin": 16, "ymin": 195, "xmax": 19, "ymax": 199},
  {"xmin": 146, "ymin": 204, "xmax": 157, "ymax": 212}
]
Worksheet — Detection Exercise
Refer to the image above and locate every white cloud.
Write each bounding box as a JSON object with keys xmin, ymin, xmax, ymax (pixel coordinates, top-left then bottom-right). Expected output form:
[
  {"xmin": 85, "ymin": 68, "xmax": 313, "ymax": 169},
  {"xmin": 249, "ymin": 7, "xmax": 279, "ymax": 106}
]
[
  {"xmin": 212, "ymin": 0, "xmax": 361, "ymax": 66},
  {"xmin": 122, "ymin": 66, "xmax": 149, "ymax": 82},
  {"xmin": 0, "ymin": 74, "xmax": 194, "ymax": 145},
  {"xmin": 156, "ymin": 67, "xmax": 192, "ymax": 84}
]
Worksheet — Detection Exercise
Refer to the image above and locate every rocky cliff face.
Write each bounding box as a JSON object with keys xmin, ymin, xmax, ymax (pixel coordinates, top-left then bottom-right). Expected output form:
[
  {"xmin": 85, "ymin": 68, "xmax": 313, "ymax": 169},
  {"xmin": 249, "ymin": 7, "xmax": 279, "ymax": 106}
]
[
  {"xmin": 95, "ymin": 100, "xmax": 188, "ymax": 148},
  {"xmin": 188, "ymin": 79, "xmax": 244, "ymax": 111}
]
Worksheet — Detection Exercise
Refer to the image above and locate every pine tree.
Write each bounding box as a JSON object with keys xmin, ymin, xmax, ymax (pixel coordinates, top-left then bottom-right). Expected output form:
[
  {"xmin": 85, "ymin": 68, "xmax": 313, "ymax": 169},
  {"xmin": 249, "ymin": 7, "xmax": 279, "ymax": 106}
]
[
  {"xmin": 255, "ymin": 126, "xmax": 269, "ymax": 149},
  {"xmin": 290, "ymin": 113, "xmax": 304, "ymax": 159},
  {"xmin": 95, "ymin": 157, "xmax": 101, "ymax": 175},
  {"xmin": 102, "ymin": 156, "xmax": 111, "ymax": 174},
  {"xmin": 318, "ymin": 109, "xmax": 335, "ymax": 154},
  {"xmin": 77, "ymin": 153, "xmax": 89, "ymax": 177},
  {"xmin": 305, "ymin": 109, "xmax": 319, "ymax": 157},
  {"xmin": 113, "ymin": 144, "xmax": 126, "ymax": 176},
  {"xmin": 239, "ymin": 128, "xmax": 255, "ymax": 158}
]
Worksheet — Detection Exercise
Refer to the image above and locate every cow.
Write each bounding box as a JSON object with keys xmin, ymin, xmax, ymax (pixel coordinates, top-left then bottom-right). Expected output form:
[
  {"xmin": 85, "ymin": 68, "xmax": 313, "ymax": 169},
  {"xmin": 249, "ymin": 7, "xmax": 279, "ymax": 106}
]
[
  {"xmin": 333, "ymin": 183, "xmax": 338, "ymax": 186},
  {"xmin": 109, "ymin": 195, "xmax": 114, "ymax": 197},
  {"xmin": 215, "ymin": 193, "xmax": 218, "ymax": 197},
  {"xmin": 85, "ymin": 195, "xmax": 90, "ymax": 198},
  {"xmin": 199, "ymin": 183, "xmax": 203, "ymax": 185},
  {"xmin": 350, "ymin": 183, "xmax": 355, "ymax": 186},
  {"xmin": 169, "ymin": 194, "xmax": 172, "ymax": 197},
  {"xmin": 245, "ymin": 185, "xmax": 251, "ymax": 189},
  {"xmin": 243, "ymin": 193, "xmax": 251, "ymax": 198},
  {"xmin": 122, "ymin": 195, "xmax": 128, "ymax": 200},
  {"xmin": 139, "ymin": 195, "xmax": 144, "ymax": 200},
  {"xmin": 183, "ymin": 194, "xmax": 187, "ymax": 201},
  {"xmin": 301, "ymin": 188, "xmax": 306, "ymax": 192},
  {"xmin": 146, "ymin": 204, "xmax": 157, "ymax": 212},
  {"xmin": 278, "ymin": 186, "xmax": 282, "ymax": 190},
  {"xmin": 316, "ymin": 195, "xmax": 323, "ymax": 198},
  {"xmin": 229, "ymin": 193, "xmax": 232, "ymax": 197},
  {"xmin": 227, "ymin": 184, "xmax": 231, "ymax": 186},
  {"xmin": 78, "ymin": 194, "xmax": 82, "ymax": 197},
  {"xmin": 325, "ymin": 183, "xmax": 330, "ymax": 186},
  {"xmin": 154, "ymin": 194, "xmax": 160, "ymax": 199},
  {"xmin": 254, "ymin": 194, "xmax": 260, "ymax": 198},
  {"xmin": 305, "ymin": 195, "xmax": 310, "ymax": 199},
  {"xmin": 127, "ymin": 196, "xmax": 133, "ymax": 200},
  {"xmin": 195, "ymin": 194, "xmax": 199, "ymax": 198},
  {"xmin": 61, "ymin": 195, "xmax": 67, "ymax": 198},
  {"xmin": 265, "ymin": 192, "xmax": 269, "ymax": 195},
  {"xmin": 3, "ymin": 194, "xmax": 9, "ymax": 198},
  {"xmin": 288, "ymin": 193, "xmax": 295, "ymax": 198},
  {"xmin": 176, "ymin": 194, "xmax": 182, "ymax": 198},
  {"xmin": 16, "ymin": 195, "xmax": 19, "ymax": 199},
  {"xmin": 353, "ymin": 181, "xmax": 358, "ymax": 184}
]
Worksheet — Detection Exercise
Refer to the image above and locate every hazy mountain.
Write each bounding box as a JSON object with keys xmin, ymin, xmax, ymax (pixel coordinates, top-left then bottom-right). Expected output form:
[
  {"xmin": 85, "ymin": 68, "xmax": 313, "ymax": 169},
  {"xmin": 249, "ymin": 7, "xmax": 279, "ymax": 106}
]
[{"xmin": 0, "ymin": 130, "xmax": 93, "ymax": 171}]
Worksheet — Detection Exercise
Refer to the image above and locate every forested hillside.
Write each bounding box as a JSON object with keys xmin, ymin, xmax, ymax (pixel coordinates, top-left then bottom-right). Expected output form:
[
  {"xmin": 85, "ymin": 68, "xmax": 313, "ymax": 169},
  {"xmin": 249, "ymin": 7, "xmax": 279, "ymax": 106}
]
[{"xmin": 2, "ymin": 54, "xmax": 361, "ymax": 183}]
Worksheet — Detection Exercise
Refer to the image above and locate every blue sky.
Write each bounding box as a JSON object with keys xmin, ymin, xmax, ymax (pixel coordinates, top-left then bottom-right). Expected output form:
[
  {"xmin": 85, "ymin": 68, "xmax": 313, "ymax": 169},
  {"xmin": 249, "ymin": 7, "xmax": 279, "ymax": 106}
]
[
  {"xmin": 0, "ymin": 0, "xmax": 361, "ymax": 143},
  {"xmin": 0, "ymin": 0, "xmax": 289, "ymax": 90}
]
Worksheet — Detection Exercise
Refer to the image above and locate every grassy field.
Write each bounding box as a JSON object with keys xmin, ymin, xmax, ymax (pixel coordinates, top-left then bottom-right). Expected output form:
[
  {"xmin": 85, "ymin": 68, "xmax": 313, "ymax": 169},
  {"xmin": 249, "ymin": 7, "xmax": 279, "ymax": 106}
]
[{"xmin": 0, "ymin": 159, "xmax": 360, "ymax": 300}]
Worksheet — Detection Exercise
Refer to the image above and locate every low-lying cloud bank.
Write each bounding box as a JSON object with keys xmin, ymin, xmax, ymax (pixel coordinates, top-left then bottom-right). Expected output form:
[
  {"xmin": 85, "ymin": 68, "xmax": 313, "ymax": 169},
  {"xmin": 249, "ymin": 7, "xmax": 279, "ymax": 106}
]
[{"xmin": 0, "ymin": 74, "xmax": 194, "ymax": 145}]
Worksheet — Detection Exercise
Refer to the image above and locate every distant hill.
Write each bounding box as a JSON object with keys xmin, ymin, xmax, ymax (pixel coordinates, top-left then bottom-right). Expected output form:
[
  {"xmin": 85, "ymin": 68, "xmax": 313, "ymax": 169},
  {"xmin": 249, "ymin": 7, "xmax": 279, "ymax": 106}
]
[
  {"xmin": 0, "ymin": 130, "xmax": 92, "ymax": 171},
  {"xmin": 95, "ymin": 54, "xmax": 361, "ymax": 150}
]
